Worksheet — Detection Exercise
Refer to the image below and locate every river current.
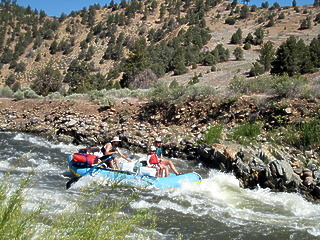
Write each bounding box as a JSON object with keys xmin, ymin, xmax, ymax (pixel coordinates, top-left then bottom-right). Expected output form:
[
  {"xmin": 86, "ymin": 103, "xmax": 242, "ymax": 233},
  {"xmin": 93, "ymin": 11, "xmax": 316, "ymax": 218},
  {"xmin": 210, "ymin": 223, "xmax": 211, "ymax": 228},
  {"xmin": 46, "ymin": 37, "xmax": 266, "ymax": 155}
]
[{"xmin": 1, "ymin": 132, "xmax": 320, "ymax": 239}]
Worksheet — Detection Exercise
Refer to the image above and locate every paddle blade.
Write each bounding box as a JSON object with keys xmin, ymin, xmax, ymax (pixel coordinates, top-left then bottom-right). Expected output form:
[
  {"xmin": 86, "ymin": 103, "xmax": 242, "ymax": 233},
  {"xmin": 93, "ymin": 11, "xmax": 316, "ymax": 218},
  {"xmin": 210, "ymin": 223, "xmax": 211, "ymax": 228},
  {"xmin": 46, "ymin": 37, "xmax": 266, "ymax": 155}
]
[{"xmin": 66, "ymin": 177, "xmax": 80, "ymax": 189}]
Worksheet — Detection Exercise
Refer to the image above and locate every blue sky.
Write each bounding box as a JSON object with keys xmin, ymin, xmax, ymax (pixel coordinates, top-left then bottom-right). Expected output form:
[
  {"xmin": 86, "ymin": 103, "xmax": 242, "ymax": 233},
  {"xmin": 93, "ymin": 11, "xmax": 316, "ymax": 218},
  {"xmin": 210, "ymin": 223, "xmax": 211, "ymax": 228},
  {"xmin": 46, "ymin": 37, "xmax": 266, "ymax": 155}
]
[{"xmin": 16, "ymin": 0, "xmax": 314, "ymax": 17}]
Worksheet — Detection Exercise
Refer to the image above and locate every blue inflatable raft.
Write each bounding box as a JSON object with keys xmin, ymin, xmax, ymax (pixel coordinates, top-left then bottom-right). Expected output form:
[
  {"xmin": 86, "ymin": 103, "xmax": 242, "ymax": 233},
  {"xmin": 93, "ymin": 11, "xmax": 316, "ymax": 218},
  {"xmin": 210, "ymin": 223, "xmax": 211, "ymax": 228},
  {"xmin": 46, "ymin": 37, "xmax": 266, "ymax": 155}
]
[{"xmin": 67, "ymin": 154, "xmax": 202, "ymax": 190}]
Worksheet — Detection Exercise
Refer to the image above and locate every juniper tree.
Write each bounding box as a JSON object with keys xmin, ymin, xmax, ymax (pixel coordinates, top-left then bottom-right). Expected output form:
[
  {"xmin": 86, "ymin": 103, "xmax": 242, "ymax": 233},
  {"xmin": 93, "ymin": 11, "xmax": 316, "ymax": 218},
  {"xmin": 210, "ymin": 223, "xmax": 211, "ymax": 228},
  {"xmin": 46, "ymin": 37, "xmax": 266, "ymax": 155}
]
[
  {"xmin": 258, "ymin": 41, "xmax": 275, "ymax": 71},
  {"xmin": 231, "ymin": 28, "xmax": 242, "ymax": 44},
  {"xmin": 271, "ymin": 36, "xmax": 313, "ymax": 76},
  {"xmin": 254, "ymin": 26, "xmax": 264, "ymax": 45},
  {"xmin": 309, "ymin": 35, "xmax": 320, "ymax": 68},
  {"xmin": 31, "ymin": 66, "xmax": 62, "ymax": 96},
  {"xmin": 121, "ymin": 37, "xmax": 148, "ymax": 88},
  {"xmin": 233, "ymin": 47, "xmax": 244, "ymax": 60},
  {"xmin": 240, "ymin": 4, "xmax": 250, "ymax": 19}
]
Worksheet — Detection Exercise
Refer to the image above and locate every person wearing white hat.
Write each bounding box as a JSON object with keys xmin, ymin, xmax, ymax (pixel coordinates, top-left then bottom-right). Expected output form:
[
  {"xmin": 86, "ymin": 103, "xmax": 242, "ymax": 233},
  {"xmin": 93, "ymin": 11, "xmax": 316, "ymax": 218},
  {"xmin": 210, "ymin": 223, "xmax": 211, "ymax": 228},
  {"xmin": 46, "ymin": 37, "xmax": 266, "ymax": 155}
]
[
  {"xmin": 147, "ymin": 146, "xmax": 166, "ymax": 177},
  {"xmin": 99, "ymin": 136, "xmax": 132, "ymax": 169}
]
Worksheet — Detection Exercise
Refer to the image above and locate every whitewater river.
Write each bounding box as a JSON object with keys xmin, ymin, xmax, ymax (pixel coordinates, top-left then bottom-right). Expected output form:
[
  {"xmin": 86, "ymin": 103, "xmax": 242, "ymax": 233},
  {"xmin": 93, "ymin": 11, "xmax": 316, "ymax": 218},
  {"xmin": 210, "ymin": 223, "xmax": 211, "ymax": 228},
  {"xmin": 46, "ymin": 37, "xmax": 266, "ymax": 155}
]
[{"xmin": 1, "ymin": 132, "xmax": 320, "ymax": 239}]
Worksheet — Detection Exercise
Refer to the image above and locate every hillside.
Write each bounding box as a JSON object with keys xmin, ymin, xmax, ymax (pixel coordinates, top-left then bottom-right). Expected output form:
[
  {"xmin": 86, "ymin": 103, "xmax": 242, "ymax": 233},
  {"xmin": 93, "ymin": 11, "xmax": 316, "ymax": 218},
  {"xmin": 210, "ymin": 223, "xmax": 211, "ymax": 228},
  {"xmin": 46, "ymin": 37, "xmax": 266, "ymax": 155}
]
[{"xmin": 1, "ymin": 0, "xmax": 320, "ymax": 93}]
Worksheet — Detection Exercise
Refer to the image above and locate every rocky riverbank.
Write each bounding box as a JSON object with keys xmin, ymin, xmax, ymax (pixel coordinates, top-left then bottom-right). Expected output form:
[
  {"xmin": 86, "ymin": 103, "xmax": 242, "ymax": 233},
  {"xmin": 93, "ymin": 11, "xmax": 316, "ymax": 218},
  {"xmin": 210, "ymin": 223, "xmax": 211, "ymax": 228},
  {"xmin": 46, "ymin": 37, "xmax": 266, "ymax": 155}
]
[{"xmin": 0, "ymin": 97, "xmax": 319, "ymax": 202}]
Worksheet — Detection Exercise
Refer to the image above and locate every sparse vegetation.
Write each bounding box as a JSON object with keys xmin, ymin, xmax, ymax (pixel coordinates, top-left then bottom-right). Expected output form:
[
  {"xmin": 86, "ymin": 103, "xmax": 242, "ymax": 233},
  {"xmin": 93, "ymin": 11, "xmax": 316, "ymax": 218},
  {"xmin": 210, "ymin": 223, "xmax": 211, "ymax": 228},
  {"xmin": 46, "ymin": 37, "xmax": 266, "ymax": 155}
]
[
  {"xmin": 149, "ymin": 81, "xmax": 219, "ymax": 105},
  {"xmin": 203, "ymin": 124, "xmax": 223, "ymax": 145},
  {"xmin": 229, "ymin": 74, "xmax": 309, "ymax": 98},
  {"xmin": 0, "ymin": 163, "xmax": 156, "ymax": 239},
  {"xmin": 229, "ymin": 122, "xmax": 261, "ymax": 145},
  {"xmin": 277, "ymin": 119, "xmax": 320, "ymax": 150}
]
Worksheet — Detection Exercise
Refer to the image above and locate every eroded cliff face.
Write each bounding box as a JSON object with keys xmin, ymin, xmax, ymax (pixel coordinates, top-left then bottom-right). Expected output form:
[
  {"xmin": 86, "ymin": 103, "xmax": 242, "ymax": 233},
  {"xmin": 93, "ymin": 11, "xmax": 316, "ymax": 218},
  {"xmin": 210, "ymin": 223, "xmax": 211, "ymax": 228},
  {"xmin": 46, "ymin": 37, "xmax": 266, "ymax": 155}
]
[
  {"xmin": 0, "ymin": 96, "xmax": 319, "ymax": 201},
  {"xmin": 1, "ymin": 96, "xmax": 318, "ymax": 145}
]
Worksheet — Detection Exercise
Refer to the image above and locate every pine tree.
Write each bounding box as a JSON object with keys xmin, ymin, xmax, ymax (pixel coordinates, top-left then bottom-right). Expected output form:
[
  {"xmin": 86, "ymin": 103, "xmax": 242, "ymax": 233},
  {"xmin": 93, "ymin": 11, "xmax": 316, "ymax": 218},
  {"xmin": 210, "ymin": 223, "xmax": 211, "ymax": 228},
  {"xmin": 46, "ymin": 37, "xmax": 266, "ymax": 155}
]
[
  {"xmin": 233, "ymin": 47, "xmax": 244, "ymax": 60},
  {"xmin": 64, "ymin": 60, "xmax": 93, "ymax": 93},
  {"xmin": 159, "ymin": 3, "xmax": 166, "ymax": 22},
  {"xmin": 309, "ymin": 35, "xmax": 320, "ymax": 68},
  {"xmin": 170, "ymin": 47, "xmax": 188, "ymax": 75},
  {"xmin": 299, "ymin": 16, "xmax": 312, "ymax": 30},
  {"xmin": 239, "ymin": 4, "xmax": 249, "ymax": 19},
  {"xmin": 292, "ymin": 0, "xmax": 297, "ymax": 7},
  {"xmin": 121, "ymin": 37, "xmax": 148, "ymax": 88},
  {"xmin": 258, "ymin": 41, "xmax": 275, "ymax": 71},
  {"xmin": 231, "ymin": 28, "xmax": 242, "ymax": 44},
  {"xmin": 271, "ymin": 36, "xmax": 312, "ymax": 76},
  {"xmin": 254, "ymin": 27, "xmax": 264, "ymax": 45},
  {"xmin": 49, "ymin": 40, "xmax": 58, "ymax": 54},
  {"xmin": 31, "ymin": 66, "xmax": 62, "ymax": 96},
  {"xmin": 202, "ymin": 52, "xmax": 217, "ymax": 66},
  {"xmin": 249, "ymin": 62, "xmax": 264, "ymax": 76},
  {"xmin": 245, "ymin": 33, "xmax": 254, "ymax": 44}
]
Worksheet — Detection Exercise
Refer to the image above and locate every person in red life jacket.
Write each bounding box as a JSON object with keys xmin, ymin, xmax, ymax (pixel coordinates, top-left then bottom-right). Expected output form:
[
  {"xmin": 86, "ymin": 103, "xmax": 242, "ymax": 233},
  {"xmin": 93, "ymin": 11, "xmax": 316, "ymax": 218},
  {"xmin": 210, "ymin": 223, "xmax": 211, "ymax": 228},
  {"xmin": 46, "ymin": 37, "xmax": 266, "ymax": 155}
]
[
  {"xmin": 147, "ymin": 146, "xmax": 168, "ymax": 178},
  {"xmin": 100, "ymin": 136, "xmax": 132, "ymax": 169},
  {"xmin": 154, "ymin": 138, "xmax": 183, "ymax": 175}
]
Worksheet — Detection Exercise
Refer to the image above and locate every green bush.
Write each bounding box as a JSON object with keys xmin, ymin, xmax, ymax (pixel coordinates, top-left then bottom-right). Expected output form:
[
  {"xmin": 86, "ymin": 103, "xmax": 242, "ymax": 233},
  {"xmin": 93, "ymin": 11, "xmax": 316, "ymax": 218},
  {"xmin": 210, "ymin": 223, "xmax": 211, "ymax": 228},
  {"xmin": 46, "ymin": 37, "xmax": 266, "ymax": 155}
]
[
  {"xmin": 228, "ymin": 75, "xmax": 270, "ymax": 94},
  {"xmin": 282, "ymin": 119, "xmax": 320, "ymax": 149},
  {"xmin": 0, "ymin": 86, "xmax": 14, "ymax": 98},
  {"xmin": 270, "ymin": 74, "xmax": 307, "ymax": 98},
  {"xmin": 46, "ymin": 92, "xmax": 63, "ymax": 99},
  {"xmin": 65, "ymin": 93, "xmax": 88, "ymax": 99},
  {"xmin": 203, "ymin": 124, "xmax": 223, "ymax": 145},
  {"xmin": 300, "ymin": 85, "xmax": 320, "ymax": 100},
  {"xmin": 130, "ymin": 88, "xmax": 150, "ymax": 99},
  {"xmin": 149, "ymin": 81, "xmax": 218, "ymax": 105},
  {"xmin": 21, "ymin": 87, "xmax": 41, "ymax": 99},
  {"xmin": 229, "ymin": 75, "xmax": 308, "ymax": 98},
  {"xmin": 90, "ymin": 89, "xmax": 107, "ymax": 102},
  {"xmin": 0, "ymin": 166, "xmax": 156, "ymax": 240},
  {"xmin": 13, "ymin": 89, "xmax": 25, "ymax": 100},
  {"xmin": 182, "ymin": 84, "xmax": 218, "ymax": 101},
  {"xmin": 230, "ymin": 122, "xmax": 261, "ymax": 145},
  {"xmin": 100, "ymin": 96, "xmax": 117, "ymax": 107},
  {"xmin": 105, "ymin": 88, "xmax": 132, "ymax": 98}
]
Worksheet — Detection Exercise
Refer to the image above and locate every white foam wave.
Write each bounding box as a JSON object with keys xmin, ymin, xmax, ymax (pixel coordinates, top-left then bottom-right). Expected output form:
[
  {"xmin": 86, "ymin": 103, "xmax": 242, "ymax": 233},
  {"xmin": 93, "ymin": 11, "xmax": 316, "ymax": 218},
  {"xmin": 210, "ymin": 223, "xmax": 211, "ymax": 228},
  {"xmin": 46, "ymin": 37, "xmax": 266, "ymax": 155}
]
[
  {"xmin": 131, "ymin": 169, "xmax": 320, "ymax": 236},
  {"xmin": 13, "ymin": 132, "xmax": 82, "ymax": 154}
]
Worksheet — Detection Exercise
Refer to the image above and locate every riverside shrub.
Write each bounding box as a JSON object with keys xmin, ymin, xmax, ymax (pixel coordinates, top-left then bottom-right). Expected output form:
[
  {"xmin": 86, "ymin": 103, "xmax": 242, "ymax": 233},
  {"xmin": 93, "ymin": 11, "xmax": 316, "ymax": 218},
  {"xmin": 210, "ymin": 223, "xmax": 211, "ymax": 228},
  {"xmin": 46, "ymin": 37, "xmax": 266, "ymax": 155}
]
[
  {"xmin": 203, "ymin": 124, "xmax": 223, "ymax": 145},
  {"xmin": 0, "ymin": 86, "xmax": 14, "ymax": 98},
  {"xmin": 230, "ymin": 122, "xmax": 261, "ymax": 145},
  {"xmin": 0, "ymin": 161, "xmax": 156, "ymax": 239},
  {"xmin": 282, "ymin": 119, "xmax": 320, "ymax": 149}
]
